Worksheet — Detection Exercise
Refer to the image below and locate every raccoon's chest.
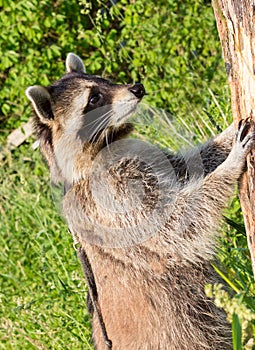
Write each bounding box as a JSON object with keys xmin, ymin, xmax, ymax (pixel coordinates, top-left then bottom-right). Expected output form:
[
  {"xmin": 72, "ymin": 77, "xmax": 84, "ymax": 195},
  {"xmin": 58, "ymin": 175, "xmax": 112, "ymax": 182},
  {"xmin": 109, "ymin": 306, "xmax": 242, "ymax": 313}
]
[{"xmin": 63, "ymin": 157, "xmax": 165, "ymax": 248}]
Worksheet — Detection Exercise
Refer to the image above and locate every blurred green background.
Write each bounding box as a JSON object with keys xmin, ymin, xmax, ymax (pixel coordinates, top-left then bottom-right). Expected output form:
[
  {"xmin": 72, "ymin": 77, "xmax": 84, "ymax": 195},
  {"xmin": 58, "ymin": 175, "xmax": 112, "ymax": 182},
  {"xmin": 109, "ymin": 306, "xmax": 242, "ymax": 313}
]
[{"xmin": 0, "ymin": 0, "xmax": 254, "ymax": 349}]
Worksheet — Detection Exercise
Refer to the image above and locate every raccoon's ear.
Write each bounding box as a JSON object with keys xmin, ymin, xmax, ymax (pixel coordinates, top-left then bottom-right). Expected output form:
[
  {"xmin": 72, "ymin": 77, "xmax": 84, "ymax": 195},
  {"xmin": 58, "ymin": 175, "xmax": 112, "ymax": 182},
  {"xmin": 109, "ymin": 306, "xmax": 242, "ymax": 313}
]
[
  {"xmin": 66, "ymin": 53, "xmax": 86, "ymax": 73},
  {"xmin": 26, "ymin": 86, "xmax": 54, "ymax": 123}
]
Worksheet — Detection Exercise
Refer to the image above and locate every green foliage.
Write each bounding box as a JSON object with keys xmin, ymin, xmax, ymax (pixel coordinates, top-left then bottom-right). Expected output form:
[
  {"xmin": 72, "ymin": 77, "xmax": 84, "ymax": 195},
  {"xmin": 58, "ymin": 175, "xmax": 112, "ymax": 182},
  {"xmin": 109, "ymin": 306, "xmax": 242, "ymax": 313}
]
[
  {"xmin": 0, "ymin": 0, "xmax": 229, "ymax": 139},
  {"xmin": 205, "ymin": 282, "xmax": 255, "ymax": 349},
  {"xmin": 232, "ymin": 313, "xmax": 243, "ymax": 350},
  {"xmin": 0, "ymin": 0, "xmax": 88, "ymax": 135},
  {"xmin": 1, "ymin": 0, "xmax": 255, "ymax": 349}
]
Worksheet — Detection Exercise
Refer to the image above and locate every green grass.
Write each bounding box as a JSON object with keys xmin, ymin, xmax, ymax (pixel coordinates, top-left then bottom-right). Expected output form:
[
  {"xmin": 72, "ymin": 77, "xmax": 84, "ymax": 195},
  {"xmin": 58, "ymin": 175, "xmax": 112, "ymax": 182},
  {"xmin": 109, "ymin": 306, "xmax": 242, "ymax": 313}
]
[{"xmin": 0, "ymin": 141, "xmax": 93, "ymax": 350}]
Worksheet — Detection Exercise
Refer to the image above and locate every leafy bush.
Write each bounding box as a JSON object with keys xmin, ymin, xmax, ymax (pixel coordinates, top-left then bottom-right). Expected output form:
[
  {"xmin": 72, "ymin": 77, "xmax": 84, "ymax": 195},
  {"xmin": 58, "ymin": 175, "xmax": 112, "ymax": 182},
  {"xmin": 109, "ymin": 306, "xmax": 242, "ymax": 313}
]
[{"xmin": 0, "ymin": 0, "xmax": 229, "ymax": 138}]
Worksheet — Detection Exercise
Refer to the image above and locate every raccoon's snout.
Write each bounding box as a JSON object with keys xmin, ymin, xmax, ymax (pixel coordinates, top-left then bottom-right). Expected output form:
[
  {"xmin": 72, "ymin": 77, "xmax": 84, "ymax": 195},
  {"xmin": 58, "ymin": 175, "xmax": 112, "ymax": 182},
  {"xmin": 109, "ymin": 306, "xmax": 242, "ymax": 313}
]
[{"xmin": 128, "ymin": 83, "xmax": 145, "ymax": 99}]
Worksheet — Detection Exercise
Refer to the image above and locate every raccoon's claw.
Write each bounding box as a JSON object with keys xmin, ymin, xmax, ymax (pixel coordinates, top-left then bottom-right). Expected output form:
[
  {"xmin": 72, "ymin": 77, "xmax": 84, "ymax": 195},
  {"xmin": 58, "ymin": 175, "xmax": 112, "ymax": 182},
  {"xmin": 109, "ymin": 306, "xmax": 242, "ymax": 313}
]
[
  {"xmin": 224, "ymin": 119, "xmax": 255, "ymax": 173},
  {"xmin": 236, "ymin": 118, "xmax": 253, "ymax": 143},
  {"xmin": 234, "ymin": 118, "xmax": 255, "ymax": 156},
  {"xmin": 242, "ymin": 130, "xmax": 255, "ymax": 150}
]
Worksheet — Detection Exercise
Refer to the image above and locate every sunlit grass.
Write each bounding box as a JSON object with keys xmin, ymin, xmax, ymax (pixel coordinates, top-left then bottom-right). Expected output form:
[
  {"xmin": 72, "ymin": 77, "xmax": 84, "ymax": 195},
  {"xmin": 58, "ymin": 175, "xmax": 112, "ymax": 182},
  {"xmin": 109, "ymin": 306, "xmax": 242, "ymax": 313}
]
[{"xmin": 0, "ymin": 142, "xmax": 93, "ymax": 350}]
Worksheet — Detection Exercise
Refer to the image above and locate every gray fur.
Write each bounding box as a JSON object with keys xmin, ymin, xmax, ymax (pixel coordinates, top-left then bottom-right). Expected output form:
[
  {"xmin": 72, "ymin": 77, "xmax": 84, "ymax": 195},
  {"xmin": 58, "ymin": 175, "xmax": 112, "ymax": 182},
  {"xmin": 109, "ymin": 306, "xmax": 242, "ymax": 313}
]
[
  {"xmin": 27, "ymin": 53, "xmax": 255, "ymax": 350},
  {"xmin": 66, "ymin": 52, "xmax": 86, "ymax": 73},
  {"xmin": 26, "ymin": 86, "xmax": 54, "ymax": 121}
]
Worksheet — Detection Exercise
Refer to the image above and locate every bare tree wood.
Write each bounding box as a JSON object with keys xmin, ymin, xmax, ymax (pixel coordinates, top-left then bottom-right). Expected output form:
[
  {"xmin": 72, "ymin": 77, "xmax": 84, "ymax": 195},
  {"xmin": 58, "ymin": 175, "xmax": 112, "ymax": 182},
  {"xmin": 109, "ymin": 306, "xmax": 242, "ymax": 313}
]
[
  {"xmin": 212, "ymin": 0, "xmax": 255, "ymax": 278},
  {"xmin": 0, "ymin": 118, "xmax": 35, "ymax": 160},
  {"xmin": 6, "ymin": 118, "xmax": 34, "ymax": 150}
]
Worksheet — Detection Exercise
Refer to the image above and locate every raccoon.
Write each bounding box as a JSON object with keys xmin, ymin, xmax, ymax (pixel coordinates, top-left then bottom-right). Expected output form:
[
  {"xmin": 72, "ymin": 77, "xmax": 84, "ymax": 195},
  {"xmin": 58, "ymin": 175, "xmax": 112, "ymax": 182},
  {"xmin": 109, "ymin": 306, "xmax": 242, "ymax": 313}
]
[{"xmin": 26, "ymin": 53, "xmax": 255, "ymax": 350}]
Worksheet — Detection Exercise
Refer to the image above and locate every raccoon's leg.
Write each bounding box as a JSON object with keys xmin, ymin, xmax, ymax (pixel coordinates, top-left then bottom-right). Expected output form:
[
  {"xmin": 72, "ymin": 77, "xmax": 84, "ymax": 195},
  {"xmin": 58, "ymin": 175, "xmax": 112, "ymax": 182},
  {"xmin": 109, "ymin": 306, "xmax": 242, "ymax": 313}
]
[
  {"xmin": 199, "ymin": 123, "xmax": 235, "ymax": 174},
  {"xmin": 168, "ymin": 123, "xmax": 235, "ymax": 181},
  {"xmin": 171, "ymin": 120, "xmax": 254, "ymax": 244}
]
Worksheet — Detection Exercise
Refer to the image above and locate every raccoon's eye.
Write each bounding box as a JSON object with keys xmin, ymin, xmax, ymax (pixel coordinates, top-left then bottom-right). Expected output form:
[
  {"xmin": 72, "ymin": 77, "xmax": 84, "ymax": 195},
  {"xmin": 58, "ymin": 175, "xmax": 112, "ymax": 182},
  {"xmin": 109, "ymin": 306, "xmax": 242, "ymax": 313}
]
[{"xmin": 89, "ymin": 93, "xmax": 102, "ymax": 105}]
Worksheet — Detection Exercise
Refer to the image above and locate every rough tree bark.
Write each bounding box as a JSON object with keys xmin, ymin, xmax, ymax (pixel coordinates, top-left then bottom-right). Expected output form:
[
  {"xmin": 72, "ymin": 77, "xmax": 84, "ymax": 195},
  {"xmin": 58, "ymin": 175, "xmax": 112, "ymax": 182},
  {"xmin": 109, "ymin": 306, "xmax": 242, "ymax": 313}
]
[{"xmin": 212, "ymin": 0, "xmax": 255, "ymax": 278}]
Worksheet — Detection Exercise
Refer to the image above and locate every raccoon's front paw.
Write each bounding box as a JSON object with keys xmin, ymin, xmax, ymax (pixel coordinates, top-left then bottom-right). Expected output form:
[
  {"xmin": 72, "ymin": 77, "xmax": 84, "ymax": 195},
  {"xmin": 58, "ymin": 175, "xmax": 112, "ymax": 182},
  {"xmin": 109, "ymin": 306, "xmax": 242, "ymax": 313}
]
[{"xmin": 230, "ymin": 119, "xmax": 255, "ymax": 162}]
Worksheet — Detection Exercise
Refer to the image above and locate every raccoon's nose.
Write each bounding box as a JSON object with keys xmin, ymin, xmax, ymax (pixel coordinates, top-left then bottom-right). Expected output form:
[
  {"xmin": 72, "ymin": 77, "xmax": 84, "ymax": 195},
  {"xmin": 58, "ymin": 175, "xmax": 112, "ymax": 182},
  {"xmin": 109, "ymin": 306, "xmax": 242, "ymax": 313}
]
[{"xmin": 128, "ymin": 83, "xmax": 145, "ymax": 99}]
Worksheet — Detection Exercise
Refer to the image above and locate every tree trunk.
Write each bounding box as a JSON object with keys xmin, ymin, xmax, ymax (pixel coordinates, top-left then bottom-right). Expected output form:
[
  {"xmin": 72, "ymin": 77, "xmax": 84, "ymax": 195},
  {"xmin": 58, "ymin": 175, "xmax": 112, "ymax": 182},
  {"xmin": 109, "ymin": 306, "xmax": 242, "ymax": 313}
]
[{"xmin": 212, "ymin": 0, "xmax": 255, "ymax": 278}]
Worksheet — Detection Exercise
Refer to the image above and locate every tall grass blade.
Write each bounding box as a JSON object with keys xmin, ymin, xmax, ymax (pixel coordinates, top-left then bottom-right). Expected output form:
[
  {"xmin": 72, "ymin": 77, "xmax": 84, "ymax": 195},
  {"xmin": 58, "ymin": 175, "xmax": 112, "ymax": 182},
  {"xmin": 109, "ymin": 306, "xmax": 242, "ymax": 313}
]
[{"xmin": 232, "ymin": 313, "xmax": 242, "ymax": 350}]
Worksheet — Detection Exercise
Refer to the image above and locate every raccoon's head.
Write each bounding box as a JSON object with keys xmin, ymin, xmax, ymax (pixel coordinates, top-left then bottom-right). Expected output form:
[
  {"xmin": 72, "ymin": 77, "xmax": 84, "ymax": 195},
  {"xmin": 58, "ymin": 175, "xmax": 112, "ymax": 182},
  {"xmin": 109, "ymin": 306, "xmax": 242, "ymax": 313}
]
[{"xmin": 26, "ymin": 53, "xmax": 145, "ymax": 184}]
